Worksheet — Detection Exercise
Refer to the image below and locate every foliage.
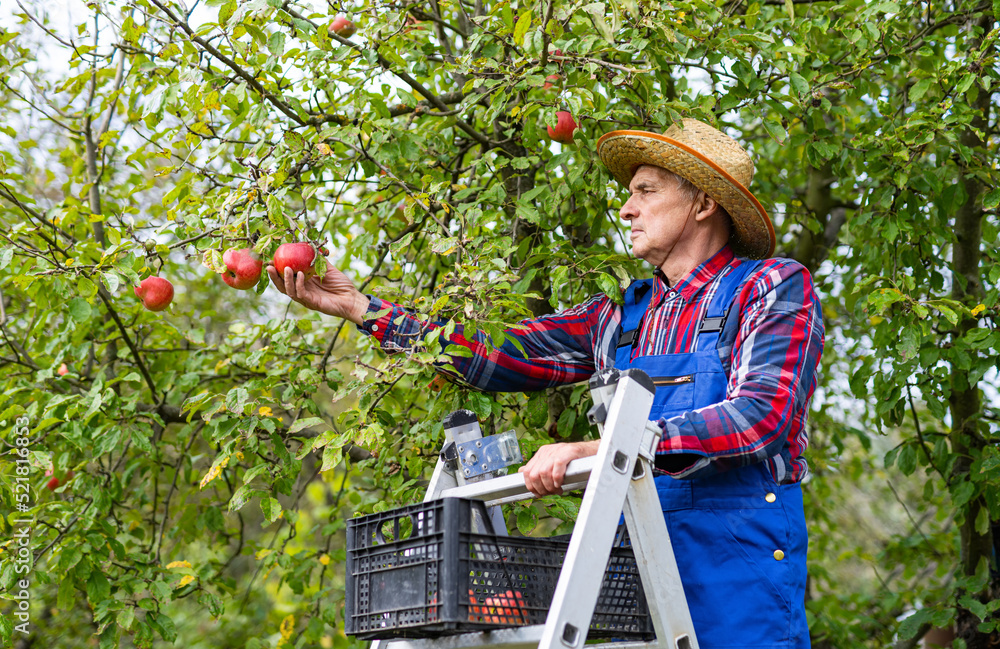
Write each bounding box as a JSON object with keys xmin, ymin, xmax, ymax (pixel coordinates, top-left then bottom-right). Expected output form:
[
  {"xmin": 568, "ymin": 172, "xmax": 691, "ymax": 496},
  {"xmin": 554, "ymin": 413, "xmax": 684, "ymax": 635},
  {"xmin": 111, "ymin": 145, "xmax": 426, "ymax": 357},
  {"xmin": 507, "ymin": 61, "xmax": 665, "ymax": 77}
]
[{"xmin": 0, "ymin": 0, "xmax": 997, "ymax": 647}]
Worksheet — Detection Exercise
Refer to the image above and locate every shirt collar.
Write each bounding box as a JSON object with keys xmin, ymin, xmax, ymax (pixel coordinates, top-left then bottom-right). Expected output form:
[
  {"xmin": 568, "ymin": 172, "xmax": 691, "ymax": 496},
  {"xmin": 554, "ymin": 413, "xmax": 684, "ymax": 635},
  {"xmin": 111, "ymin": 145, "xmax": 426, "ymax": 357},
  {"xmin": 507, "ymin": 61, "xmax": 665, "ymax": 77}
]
[{"xmin": 651, "ymin": 245, "xmax": 736, "ymax": 304}]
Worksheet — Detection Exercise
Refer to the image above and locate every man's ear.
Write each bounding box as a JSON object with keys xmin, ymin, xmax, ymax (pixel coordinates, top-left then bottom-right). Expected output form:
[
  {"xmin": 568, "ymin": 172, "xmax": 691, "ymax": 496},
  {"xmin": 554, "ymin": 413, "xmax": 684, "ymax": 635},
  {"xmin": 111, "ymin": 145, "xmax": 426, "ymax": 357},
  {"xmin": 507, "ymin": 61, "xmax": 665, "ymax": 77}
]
[{"xmin": 693, "ymin": 192, "xmax": 720, "ymax": 222}]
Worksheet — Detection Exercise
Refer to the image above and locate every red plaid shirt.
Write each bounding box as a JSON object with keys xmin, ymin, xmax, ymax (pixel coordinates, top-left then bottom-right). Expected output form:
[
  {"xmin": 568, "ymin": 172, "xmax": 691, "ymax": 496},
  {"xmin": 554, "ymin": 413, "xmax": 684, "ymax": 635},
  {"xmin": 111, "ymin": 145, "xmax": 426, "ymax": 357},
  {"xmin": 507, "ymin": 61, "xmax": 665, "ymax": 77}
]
[{"xmin": 359, "ymin": 246, "xmax": 824, "ymax": 483}]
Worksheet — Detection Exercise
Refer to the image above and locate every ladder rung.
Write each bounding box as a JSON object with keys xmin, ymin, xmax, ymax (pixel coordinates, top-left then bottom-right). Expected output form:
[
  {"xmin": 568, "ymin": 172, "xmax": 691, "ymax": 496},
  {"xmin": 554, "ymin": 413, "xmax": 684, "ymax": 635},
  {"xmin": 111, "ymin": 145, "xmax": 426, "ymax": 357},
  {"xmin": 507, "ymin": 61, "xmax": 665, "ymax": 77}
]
[
  {"xmin": 438, "ymin": 457, "xmax": 596, "ymax": 504},
  {"xmin": 379, "ymin": 625, "xmax": 663, "ymax": 649}
]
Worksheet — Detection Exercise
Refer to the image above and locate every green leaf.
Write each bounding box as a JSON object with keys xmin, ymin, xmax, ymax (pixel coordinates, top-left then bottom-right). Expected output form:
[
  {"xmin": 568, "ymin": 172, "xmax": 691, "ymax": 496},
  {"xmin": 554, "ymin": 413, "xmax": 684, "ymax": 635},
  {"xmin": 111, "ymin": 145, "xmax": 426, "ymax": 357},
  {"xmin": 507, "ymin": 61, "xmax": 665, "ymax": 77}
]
[
  {"xmin": 431, "ymin": 237, "xmax": 458, "ymax": 255},
  {"xmin": 225, "ymin": 387, "xmax": 249, "ymax": 414},
  {"xmin": 202, "ymin": 249, "xmax": 226, "ymax": 274},
  {"xmin": 763, "ymin": 119, "xmax": 787, "ymax": 144},
  {"xmin": 117, "ymin": 607, "xmax": 135, "ymax": 631},
  {"xmin": 87, "ymin": 569, "xmax": 111, "ymax": 603},
  {"xmin": 101, "ymin": 271, "xmax": 120, "ymax": 293},
  {"xmin": 229, "ymin": 486, "xmax": 263, "ymax": 511},
  {"xmin": 788, "ymin": 72, "xmax": 809, "ymax": 95},
  {"xmin": 582, "ymin": 3, "xmax": 614, "ymax": 44},
  {"xmin": 952, "ymin": 479, "xmax": 975, "ymax": 507},
  {"xmin": 982, "ymin": 187, "xmax": 1000, "ymax": 210},
  {"xmin": 597, "ymin": 272, "xmax": 621, "ymax": 303},
  {"xmin": 289, "ymin": 417, "xmax": 324, "ymax": 434},
  {"xmin": 909, "ymin": 78, "xmax": 934, "ymax": 102},
  {"xmin": 149, "ymin": 612, "xmax": 177, "ymax": 643},
  {"xmin": 897, "ymin": 443, "xmax": 916, "ymax": 475},
  {"xmin": 320, "ymin": 444, "xmax": 343, "ymax": 471},
  {"xmin": 68, "ymin": 297, "xmax": 92, "ymax": 321},
  {"xmin": 897, "ymin": 608, "xmax": 932, "ymax": 641},
  {"xmin": 260, "ymin": 496, "xmax": 282, "ymax": 524},
  {"xmin": 516, "ymin": 506, "xmax": 538, "ymax": 535}
]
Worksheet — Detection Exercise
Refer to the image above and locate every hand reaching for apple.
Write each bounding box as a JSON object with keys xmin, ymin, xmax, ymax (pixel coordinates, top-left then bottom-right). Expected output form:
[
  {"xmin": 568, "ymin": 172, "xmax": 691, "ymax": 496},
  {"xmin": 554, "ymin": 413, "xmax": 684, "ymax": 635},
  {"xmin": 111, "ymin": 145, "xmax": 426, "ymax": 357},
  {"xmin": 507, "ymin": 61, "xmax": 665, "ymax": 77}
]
[{"xmin": 267, "ymin": 264, "xmax": 371, "ymax": 325}]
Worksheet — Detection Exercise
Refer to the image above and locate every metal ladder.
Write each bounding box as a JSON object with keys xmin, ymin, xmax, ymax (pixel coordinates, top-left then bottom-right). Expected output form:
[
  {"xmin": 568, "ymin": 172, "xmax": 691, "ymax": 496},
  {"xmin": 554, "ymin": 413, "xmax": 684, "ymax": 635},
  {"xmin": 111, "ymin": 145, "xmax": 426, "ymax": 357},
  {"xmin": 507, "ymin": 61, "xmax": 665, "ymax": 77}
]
[{"xmin": 370, "ymin": 367, "xmax": 699, "ymax": 649}]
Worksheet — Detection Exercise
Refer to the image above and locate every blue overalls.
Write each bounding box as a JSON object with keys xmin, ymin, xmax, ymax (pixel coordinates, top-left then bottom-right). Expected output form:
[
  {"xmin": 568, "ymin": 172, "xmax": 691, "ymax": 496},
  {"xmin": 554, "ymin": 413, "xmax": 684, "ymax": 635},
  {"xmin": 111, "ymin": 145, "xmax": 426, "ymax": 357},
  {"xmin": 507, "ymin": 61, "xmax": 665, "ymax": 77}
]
[{"xmin": 615, "ymin": 262, "xmax": 810, "ymax": 649}]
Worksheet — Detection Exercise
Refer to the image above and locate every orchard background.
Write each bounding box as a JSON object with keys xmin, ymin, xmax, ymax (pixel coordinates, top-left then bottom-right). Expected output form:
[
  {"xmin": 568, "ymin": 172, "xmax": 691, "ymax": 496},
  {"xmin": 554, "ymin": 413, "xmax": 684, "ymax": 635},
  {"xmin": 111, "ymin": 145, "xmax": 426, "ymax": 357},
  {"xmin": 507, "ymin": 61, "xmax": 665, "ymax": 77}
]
[{"xmin": 0, "ymin": 0, "xmax": 998, "ymax": 647}]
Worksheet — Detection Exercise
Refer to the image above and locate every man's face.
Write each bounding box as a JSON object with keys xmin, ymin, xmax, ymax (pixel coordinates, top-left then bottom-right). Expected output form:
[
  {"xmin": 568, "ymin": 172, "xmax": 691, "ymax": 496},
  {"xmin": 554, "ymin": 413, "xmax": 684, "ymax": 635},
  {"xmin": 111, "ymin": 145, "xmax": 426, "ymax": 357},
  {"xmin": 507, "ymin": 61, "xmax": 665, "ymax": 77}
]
[{"xmin": 619, "ymin": 165, "xmax": 701, "ymax": 268}]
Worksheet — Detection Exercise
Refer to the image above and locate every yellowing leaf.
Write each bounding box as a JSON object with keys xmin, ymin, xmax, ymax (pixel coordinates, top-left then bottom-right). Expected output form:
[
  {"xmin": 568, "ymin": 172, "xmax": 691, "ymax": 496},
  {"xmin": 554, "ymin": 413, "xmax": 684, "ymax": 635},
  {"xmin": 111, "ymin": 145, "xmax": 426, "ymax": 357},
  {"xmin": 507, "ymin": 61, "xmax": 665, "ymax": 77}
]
[
  {"xmin": 319, "ymin": 554, "xmax": 331, "ymax": 565},
  {"xmin": 316, "ymin": 143, "xmax": 332, "ymax": 156},
  {"xmin": 199, "ymin": 455, "xmax": 230, "ymax": 489},
  {"xmin": 204, "ymin": 92, "xmax": 221, "ymax": 111},
  {"xmin": 256, "ymin": 548, "xmax": 273, "ymax": 560},
  {"xmin": 278, "ymin": 614, "xmax": 295, "ymax": 647},
  {"xmin": 972, "ymin": 304, "xmax": 986, "ymax": 316},
  {"xmin": 177, "ymin": 575, "xmax": 196, "ymax": 588},
  {"xmin": 258, "ymin": 406, "xmax": 273, "ymax": 417},
  {"xmin": 166, "ymin": 560, "xmax": 192, "ymax": 569}
]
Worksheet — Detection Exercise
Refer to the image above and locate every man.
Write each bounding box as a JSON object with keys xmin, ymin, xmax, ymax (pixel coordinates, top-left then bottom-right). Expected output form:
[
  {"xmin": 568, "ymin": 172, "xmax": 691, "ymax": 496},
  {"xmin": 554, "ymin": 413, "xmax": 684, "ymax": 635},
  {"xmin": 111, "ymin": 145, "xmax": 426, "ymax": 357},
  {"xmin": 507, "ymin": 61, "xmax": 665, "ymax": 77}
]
[{"xmin": 269, "ymin": 119, "xmax": 824, "ymax": 649}]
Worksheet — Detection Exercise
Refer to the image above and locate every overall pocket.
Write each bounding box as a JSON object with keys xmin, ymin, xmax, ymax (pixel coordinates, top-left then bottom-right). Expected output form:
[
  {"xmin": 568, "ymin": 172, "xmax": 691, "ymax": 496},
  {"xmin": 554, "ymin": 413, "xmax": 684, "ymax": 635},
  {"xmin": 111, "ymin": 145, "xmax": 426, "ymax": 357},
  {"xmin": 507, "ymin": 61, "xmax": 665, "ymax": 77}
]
[{"xmin": 665, "ymin": 504, "xmax": 793, "ymax": 648}]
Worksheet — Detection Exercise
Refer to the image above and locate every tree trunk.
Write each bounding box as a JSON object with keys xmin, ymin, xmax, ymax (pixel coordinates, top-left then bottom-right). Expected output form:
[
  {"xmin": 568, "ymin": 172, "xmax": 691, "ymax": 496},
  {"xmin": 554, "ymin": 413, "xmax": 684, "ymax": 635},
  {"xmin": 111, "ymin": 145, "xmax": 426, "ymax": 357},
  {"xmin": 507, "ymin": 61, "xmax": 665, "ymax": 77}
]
[{"xmin": 948, "ymin": 12, "xmax": 997, "ymax": 648}]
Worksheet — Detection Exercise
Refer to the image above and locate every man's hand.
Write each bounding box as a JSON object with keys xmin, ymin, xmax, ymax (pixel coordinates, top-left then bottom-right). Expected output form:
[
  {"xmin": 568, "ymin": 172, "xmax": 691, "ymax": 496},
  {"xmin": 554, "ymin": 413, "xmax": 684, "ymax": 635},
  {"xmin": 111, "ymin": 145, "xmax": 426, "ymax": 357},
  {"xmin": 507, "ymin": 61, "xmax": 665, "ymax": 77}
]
[
  {"xmin": 267, "ymin": 265, "xmax": 370, "ymax": 325},
  {"xmin": 518, "ymin": 440, "xmax": 600, "ymax": 496}
]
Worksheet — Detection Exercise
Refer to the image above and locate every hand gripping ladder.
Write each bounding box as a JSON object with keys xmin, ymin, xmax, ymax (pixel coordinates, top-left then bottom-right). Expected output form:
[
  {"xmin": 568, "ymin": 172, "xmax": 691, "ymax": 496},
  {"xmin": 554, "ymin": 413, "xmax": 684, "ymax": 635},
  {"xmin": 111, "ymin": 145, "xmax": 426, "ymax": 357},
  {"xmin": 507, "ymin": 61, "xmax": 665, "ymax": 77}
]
[{"xmin": 370, "ymin": 367, "xmax": 699, "ymax": 649}]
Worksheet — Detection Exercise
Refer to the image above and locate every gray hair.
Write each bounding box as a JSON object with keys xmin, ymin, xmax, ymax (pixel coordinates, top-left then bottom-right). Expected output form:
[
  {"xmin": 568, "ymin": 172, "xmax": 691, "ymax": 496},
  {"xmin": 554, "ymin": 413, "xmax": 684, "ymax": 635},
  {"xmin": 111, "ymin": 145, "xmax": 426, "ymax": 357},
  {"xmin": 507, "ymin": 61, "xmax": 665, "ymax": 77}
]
[{"xmin": 663, "ymin": 169, "xmax": 731, "ymax": 221}]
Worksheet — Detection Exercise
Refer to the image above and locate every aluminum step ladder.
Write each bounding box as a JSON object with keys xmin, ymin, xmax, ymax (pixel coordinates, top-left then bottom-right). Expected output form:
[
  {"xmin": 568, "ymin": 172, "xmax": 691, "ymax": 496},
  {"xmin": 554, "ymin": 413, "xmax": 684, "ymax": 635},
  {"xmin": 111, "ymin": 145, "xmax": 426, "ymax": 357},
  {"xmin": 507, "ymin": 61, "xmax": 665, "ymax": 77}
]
[{"xmin": 370, "ymin": 367, "xmax": 699, "ymax": 649}]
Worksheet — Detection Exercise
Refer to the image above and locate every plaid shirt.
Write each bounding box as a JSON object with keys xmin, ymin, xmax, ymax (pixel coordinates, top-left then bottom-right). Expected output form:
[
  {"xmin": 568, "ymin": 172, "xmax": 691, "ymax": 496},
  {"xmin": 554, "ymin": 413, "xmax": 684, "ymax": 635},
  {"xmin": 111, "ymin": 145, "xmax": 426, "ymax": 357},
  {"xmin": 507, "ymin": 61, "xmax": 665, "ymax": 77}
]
[{"xmin": 359, "ymin": 245, "xmax": 824, "ymax": 483}]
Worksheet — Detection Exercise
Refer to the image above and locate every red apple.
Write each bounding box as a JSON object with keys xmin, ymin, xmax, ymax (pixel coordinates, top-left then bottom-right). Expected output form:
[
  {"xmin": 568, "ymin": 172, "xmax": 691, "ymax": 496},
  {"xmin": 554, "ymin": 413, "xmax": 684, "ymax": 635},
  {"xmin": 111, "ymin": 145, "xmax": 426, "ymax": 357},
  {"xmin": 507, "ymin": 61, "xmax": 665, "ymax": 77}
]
[
  {"xmin": 134, "ymin": 277, "xmax": 174, "ymax": 311},
  {"xmin": 482, "ymin": 590, "xmax": 527, "ymax": 624},
  {"xmin": 45, "ymin": 469, "xmax": 73, "ymax": 491},
  {"xmin": 57, "ymin": 363, "xmax": 69, "ymax": 376},
  {"xmin": 547, "ymin": 111, "xmax": 577, "ymax": 143},
  {"xmin": 542, "ymin": 74, "xmax": 561, "ymax": 90},
  {"xmin": 221, "ymin": 248, "xmax": 263, "ymax": 290},
  {"xmin": 329, "ymin": 15, "xmax": 356, "ymax": 38},
  {"xmin": 273, "ymin": 243, "xmax": 317, "ymax": 277}
]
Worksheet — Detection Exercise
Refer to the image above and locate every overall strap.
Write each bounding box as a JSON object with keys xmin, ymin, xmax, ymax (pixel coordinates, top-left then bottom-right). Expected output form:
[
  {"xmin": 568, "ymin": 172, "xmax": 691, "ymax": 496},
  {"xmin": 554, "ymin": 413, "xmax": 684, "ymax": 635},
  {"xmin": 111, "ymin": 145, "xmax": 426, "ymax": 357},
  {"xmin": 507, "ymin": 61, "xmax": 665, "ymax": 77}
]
[
  {"xmin": 696, "ymin": 260, "xmax": 763, "ymax": 352},
  {"xmin": 614, "ymin": 278, "xmax": 655, "ymax": 368}
]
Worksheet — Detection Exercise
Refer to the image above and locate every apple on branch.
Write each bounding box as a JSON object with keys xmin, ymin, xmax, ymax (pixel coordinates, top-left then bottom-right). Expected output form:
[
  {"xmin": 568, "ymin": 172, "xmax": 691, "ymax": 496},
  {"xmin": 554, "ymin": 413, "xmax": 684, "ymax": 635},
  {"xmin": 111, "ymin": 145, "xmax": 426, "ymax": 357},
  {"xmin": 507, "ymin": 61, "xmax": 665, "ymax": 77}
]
[
  {"xmin": 134, "ymin": 277, "xmax": 174, "ymax": 311},
  {"xmin": 273, "ymin": 242, "xmax": 318, "ymax": 277},
  {"xmin": 547, "ymin": 111, "xmax": 578, "ymax": 144},
  {"xmin": 57, "ymin": 363, "xmax": 69, "ymax": 376},
  {"xmin": 221, "ymin": 248, "xmax": 263, "ymax": 290},
  {"xmin": 329, "ymin": 15, "xmax": 357, "ymax": 38},
  {"xmin": 45, "ymin": 468, "xmax": 74, "ymax": 491}
]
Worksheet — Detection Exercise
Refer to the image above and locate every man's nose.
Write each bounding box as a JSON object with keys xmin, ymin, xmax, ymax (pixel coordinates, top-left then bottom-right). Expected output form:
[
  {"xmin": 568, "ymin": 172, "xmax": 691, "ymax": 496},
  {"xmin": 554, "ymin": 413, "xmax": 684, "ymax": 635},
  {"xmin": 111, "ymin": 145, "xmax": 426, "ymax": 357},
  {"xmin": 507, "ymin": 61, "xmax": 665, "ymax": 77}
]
[{"xmin": 619, "ymin": 195, "xmax": 636, "ymax": 221}]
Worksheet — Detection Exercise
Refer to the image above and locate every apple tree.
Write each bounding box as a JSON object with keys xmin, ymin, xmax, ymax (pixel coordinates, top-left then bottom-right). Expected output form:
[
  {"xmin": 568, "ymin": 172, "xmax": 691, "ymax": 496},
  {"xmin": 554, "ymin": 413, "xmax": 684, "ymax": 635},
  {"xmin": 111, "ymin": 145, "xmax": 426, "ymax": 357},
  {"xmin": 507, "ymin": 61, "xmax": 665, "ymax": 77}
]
[{"xmin": 0, "ymin": 0, "xmax": 998, "ymax": 647}]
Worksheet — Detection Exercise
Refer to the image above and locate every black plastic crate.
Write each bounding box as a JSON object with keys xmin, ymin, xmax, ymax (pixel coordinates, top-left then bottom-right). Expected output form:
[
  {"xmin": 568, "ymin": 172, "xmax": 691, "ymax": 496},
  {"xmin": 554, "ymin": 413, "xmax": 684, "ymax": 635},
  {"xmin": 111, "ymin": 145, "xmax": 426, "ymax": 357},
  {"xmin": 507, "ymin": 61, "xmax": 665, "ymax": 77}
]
[{"xmin": 345, "ymin": 498, "xmax": 653, "ymax": 640}]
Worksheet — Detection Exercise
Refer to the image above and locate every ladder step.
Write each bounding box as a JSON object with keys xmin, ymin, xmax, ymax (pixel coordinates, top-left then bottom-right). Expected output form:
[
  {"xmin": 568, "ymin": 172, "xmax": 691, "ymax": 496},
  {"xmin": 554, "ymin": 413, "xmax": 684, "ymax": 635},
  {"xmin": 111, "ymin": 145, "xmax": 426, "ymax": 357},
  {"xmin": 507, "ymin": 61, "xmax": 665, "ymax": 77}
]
[
  {"xmin": 379, "ymin": 625, "xmax": 663, "ymax": 649},
  {"xmin": 439, "ymin": 457, "xmax": 596, "ymax": 505}
]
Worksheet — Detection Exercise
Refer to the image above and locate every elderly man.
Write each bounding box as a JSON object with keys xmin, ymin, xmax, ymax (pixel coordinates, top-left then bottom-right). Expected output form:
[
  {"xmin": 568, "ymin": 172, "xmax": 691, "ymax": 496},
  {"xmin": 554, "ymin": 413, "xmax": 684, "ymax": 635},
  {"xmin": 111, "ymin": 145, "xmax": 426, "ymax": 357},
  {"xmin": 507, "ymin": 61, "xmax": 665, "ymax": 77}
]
[{"xmin": 269, "ymin": 119, "xmax": 824, "ymax": 649}]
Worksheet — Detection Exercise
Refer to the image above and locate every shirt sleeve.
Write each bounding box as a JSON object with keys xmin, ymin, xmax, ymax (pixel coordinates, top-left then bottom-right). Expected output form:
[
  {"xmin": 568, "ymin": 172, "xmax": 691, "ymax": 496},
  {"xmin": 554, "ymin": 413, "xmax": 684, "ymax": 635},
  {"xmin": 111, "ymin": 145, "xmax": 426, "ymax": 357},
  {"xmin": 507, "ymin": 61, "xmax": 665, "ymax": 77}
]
[
  {"xmin": 356, "ymin": 294, "xmax": 614, "ymax": 391},
  {"xmin": 655, "ymin": 260, "xmax": 825, "ymax": 480}
]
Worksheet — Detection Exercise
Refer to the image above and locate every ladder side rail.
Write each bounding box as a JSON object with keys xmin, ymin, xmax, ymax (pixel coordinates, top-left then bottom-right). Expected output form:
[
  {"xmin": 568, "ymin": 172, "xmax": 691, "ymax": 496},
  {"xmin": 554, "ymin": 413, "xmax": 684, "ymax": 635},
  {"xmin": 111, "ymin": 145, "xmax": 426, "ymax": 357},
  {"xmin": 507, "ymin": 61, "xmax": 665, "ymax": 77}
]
[
  {"xmin": 622, "ymin": 468, "xmax": 699, "ymax": 649},
  {"xmin": 536, "ymin": 373, "xmax": 656, "ymax": 649}
]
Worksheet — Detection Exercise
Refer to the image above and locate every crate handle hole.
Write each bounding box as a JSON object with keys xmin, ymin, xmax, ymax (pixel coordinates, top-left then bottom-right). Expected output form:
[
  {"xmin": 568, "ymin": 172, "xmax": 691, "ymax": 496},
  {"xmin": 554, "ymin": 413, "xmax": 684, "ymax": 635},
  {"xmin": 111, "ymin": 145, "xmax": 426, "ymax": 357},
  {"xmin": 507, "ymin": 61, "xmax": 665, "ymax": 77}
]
[{"xmin": 376, "ymin": 516, "xmax": 415, "ymax": 544}]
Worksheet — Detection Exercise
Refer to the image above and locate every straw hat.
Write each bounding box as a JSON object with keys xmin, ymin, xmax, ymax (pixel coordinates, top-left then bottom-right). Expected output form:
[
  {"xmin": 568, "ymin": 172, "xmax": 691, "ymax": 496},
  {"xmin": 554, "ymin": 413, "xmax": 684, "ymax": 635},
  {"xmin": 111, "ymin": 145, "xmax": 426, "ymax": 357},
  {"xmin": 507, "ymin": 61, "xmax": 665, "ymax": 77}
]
[{"xmin": 597, "ymin": 119, "xmax": 775, "ymax": 259}]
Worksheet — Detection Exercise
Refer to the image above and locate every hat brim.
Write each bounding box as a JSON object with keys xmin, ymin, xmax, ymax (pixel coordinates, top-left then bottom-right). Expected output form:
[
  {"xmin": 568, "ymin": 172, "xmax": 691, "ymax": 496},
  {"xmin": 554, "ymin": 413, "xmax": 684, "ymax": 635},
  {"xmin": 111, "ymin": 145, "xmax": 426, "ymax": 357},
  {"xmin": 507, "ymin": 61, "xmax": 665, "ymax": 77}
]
[{"xmin": 597, "ymin": 130, "xmax": 775, "ymax": 259}]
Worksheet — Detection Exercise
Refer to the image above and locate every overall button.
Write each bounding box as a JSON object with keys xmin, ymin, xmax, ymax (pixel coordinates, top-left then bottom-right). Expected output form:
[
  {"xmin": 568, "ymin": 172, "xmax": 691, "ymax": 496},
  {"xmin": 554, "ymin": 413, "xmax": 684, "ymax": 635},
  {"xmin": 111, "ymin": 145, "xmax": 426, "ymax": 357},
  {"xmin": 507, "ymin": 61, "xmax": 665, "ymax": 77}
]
[
  {"xmin": 765, "ymin": 492, "xmax": 776, "ymax": 503},
  {"xmin": 372, "ymin": 324, "xmax": 379, "ymax": 332},
  {"xmin": 773, "ymin": 550, "xmax": 785, "ymax": 561}
]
